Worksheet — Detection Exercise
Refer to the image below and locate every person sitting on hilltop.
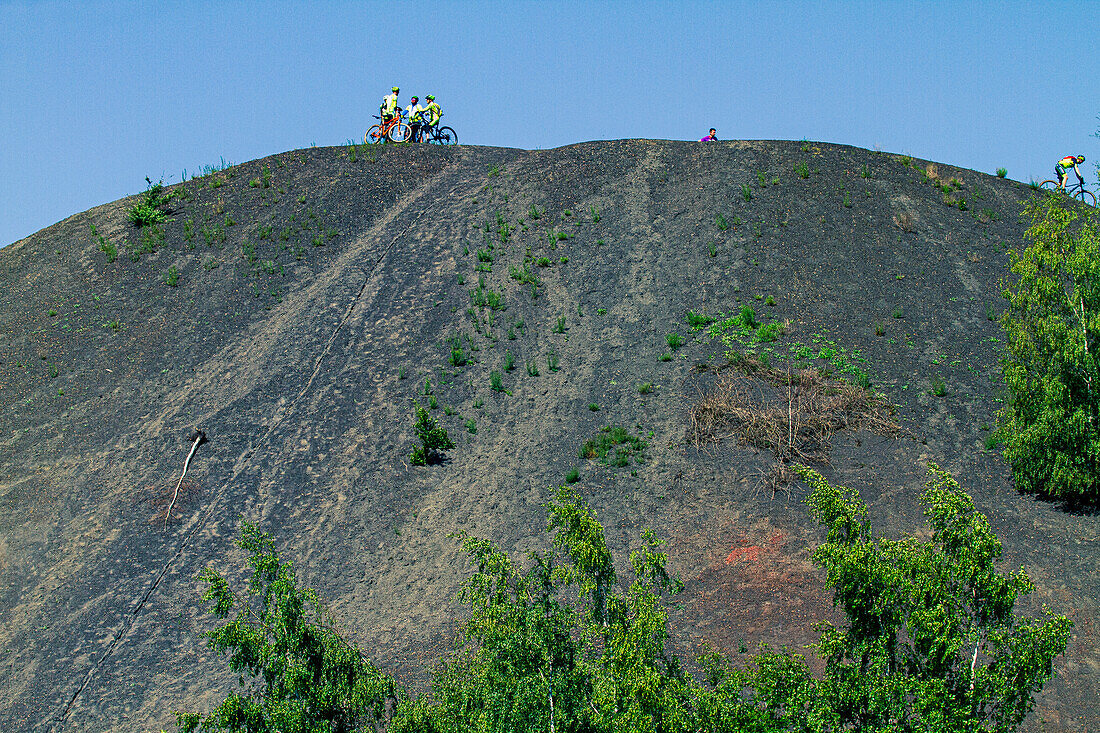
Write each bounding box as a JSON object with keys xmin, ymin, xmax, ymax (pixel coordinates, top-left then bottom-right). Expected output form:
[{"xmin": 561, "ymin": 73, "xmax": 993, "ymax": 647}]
[
  {"xmin": 1056, "ymin": 154, "xmax": 1085, "ymax": 191},
  {"xmin": 405, "ymin": 96, "xmax": 426, "ymax": 142},
  {"xmin": 423, "ymin": 95, "xmax": 443, "ymax": 137},
  {"xmin": 380, "ymin": 86, "xmax": 400, "ymax": 124},
  {"xmin": 699, "ymin": 128, "xmax": 718, "ymax": 142}
]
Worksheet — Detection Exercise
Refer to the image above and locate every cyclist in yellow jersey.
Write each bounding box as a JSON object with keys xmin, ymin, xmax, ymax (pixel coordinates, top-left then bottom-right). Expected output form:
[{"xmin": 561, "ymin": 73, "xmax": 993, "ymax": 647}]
[
  {"xmin": 423, "ymin": 95, "xmax": 442, "ymax": 136},
  {"xmin": 1056, "ymin": 155, "xmax": 1085, "ymax": 191},
  {"xmin": 380, "ymin": 86, "xmax": 400, "ymax": 124},
  {"xmin": 405, "ymin": 96, "xmax": 426, "ymax": 142}
]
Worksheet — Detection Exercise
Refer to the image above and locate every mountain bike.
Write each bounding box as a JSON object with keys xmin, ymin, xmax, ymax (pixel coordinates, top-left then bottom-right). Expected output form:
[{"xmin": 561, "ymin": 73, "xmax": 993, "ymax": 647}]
[
  {"xmin": 1038, "ymin": 179, "xmax": 1097, "ymax": 206},
  {"xmin": 421, "ymin": 122, "xmax": 458, "ymax": 146},
  {"xmin": 365, "ymin": 114, "xmax": 408, "ymax": 144}
]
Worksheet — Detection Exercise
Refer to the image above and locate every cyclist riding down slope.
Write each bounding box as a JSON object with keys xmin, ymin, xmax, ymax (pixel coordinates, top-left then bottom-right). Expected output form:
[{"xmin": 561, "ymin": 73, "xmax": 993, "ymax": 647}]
[
  {"xmin": 380, "ymin": 86, "xmax": 400, "ymax": 124},
  {"xmin": 422, "ymin": 95, "xmax": 442, "ymax": 137},
  {"xmin": 1056, "ymin": 154, "xmax": 1085, "ymax": 191},
  {"xmin": 405, "ymin": 96, "xmax": 426, "ymax": 142}
]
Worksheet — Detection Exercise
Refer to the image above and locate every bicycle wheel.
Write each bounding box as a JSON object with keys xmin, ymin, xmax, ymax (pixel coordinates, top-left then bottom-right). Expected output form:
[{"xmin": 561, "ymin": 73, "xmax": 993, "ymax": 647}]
[
  {"xmin": 1073, "ymin": 188, "xmax": 1097, "ymax": 206},
  {"xmin": 1038, "ymin": 180, "xmax": 1060, "ymax": 191},
  {"xmin": 431, "ymin": 126, "xmax": 458, "ymax": 146},
  {"xmin": 387, "ymin": 121, "xmax": 409, "ymax": 143},
  {"xmin": 365, "ymin": 125, "xmax": 384, "ymax": 145}
]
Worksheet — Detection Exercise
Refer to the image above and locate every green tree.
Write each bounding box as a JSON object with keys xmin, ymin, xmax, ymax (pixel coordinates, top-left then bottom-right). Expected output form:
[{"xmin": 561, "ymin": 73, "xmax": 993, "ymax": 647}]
[
  {"xmin": 797, "ymin": 464, "xmax": 1071, "ymax": 733},
  {"xmin": 184, "ymin": 473, "xmax": 1068, "ymax": 733},
  {"xmin": 390, "ymin": 485, "xmax": 692, "ymax": 733},
  {"xmin": 999, "ymin": 196, "xmax": 1100, "ymax": 501},
  {"xmin": 391, "ymin": 534, "xmax": 588, "ymax": 733},
  {"xmin": 409, "ymin": 400, "xmax": 455, "ymax": 465},
  {"xmin": 176, "ymin": 522, "xmax": 397, "ymax": 732},
  {"xmin": 694, "ymin": 646, "xmax": 818, "ymax": 733}
]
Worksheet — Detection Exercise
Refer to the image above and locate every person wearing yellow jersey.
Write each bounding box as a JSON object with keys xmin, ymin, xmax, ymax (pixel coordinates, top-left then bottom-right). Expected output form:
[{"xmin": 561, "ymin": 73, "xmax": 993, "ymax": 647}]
[
  {"xmin": 423, "ymin": 95, "xmax": 442, "ymax": 136},
  {"xmin": 405, "ymin": 96, "xmax": 426, "ymax": 142},
  {"xmin": 380, "ymin": 86, "xmax": 400, "ymax": 124},
  {"xmin": 1056, "ymin": 155, "xmax": 1085, "ymax": 191}
]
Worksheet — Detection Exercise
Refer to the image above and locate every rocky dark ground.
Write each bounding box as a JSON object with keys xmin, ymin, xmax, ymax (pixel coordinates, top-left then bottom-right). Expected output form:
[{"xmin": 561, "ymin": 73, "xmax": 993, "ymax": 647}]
[{"xmin": 0, "ymin": 139, "xmax": 1095, "ymax": 732}]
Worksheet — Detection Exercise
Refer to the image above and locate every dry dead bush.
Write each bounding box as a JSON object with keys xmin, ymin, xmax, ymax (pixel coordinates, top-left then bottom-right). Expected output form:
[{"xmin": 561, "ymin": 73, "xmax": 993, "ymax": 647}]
[
  {"xmin": 924, "ymin": 162, "xmax": 939, "ymax": 181},
  {"xmin": 690, "ymin": 360, "xmax": 898, "ymax": 491}
]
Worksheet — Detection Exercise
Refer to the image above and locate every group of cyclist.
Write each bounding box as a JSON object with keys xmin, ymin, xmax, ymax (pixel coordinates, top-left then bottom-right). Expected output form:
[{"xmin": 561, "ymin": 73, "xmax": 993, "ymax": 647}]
[{"xmin": 381, "ymin": 86, "xmax": 442, "ymax": 143}]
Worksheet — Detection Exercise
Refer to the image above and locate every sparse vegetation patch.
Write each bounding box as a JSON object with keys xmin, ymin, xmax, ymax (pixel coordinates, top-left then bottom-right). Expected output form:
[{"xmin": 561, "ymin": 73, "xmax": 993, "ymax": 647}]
[
  {"xmin": 127, "ymin": 177, "xmax": 173, "ymax": 228},
  {"xmin": 579, "ymin": 425, "xmax": 647, "ymax": 467}
]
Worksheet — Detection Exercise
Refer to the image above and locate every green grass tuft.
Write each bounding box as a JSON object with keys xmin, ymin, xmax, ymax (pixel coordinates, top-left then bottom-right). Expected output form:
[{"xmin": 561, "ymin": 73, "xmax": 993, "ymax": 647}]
[{"xmin": 579, "ymin": 426, "xmax": 647, "ymax": 467}]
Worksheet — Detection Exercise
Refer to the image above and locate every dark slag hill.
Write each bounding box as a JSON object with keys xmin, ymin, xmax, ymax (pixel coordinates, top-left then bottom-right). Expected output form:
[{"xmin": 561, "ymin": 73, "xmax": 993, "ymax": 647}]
[{"xmin": 0, "ymin": 140, "xmax": 1095, "ymax": 731}]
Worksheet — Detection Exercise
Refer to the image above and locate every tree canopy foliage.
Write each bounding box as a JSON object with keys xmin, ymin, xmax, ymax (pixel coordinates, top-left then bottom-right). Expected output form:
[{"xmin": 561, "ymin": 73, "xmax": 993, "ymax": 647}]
[
  {"xmin": 999, "ymin": 195, "xmax": 1100, "ymax": 501},
  {"xmin": 180, "ymin": 470, "xmax": 1069, "ymax": 732},
  {"xmin": 797, "ymin": 464, "xmax": 1071, "ymax": 732},
  {"xmin": 175, "ymin": 522, "xmax": 396, "ymax": 733}
]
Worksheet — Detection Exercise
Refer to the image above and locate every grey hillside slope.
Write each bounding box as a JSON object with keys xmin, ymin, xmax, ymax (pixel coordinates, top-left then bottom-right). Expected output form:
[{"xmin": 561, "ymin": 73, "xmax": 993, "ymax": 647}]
[{"xmin": 0, "ymin": 139, "xmax": 1093, "ymax": 731}]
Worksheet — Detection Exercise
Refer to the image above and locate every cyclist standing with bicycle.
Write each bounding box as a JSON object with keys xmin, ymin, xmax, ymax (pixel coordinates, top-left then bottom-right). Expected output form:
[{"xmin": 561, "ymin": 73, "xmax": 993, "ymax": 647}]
[
  {"xmin": 1056, "ymin": 154, "xmax": 1086, "ymax": 191},
  {"xmin": 405, "ymin": 96, "xmax": 426, "ymax": 142},
  {"xmin": 380, "ymin": 86, "xmax": 400, "ymax": 125},
  {"xmin": 423, "ymin": 95, "xmax": 443, "ymax": 138}
]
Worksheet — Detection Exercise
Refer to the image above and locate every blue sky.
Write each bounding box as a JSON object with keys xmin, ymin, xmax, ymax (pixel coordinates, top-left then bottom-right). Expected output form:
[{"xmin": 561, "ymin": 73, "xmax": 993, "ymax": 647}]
[{"xmin": 1, "ymin": 1, "xmax": 1096, "ymax": 248}]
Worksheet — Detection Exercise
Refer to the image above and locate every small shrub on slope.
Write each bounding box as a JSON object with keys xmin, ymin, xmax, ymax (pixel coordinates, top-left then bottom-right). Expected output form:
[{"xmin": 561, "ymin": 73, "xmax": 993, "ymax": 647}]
[
  {"xmin": 579, "ymin": 425, "xmax": 646, "ymax": 467},
  {"xmin": 127, "ymin": 177, "xmax": 172, "ymax": 227},
  {"xmin": 410, "ymin": 400, "xmax": 455, "ymax": 465}
]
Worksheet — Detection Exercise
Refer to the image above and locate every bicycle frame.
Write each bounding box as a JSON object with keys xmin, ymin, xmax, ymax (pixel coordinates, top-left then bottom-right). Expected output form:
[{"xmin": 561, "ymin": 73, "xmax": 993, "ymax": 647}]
[
  {"xmin": 405, "ymin": 114, "xmax": 441, "ymax": 142},
  {"xmin": 1038, "ymin": 179, "xmax": 1096, "ymax": 206},
  {"xmin": 379, "ymin": 114, "xmax": 401, "ymax": 137}
]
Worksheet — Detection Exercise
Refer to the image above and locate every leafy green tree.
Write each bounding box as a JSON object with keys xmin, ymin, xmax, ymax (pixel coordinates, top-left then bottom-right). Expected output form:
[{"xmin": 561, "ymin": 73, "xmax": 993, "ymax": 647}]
[
  {"xmin": 390, "ymin": 485, "xmax": 692, "ymax": 733},
  {"xmin": 797, "ymin": 464, "xmax": 1071, "ymax": 733},
  {"xmin": 184, "ymin": 474, "xmax": 1068, "ymax": 733},
  {"xmin": 409, "ymin": 400, "xmax": 455, "ymax": 465},
  {"xmin": 390, "ymin": 534, "xmax": 588, "ymax": 733},
  {"xmin": 175, "ymin": 522, "xmax": 397, "ymax": 732},
  {"xmin": 695, "ymin": 646, "xmax": 818, "ymax": 733},
  {"xmin": 586, "ymin": 526, "xmax": 692, "ymax": 733},
  {"xmin": 999, "ymin": 196, "xmax": 1100, "ymax": 501}
]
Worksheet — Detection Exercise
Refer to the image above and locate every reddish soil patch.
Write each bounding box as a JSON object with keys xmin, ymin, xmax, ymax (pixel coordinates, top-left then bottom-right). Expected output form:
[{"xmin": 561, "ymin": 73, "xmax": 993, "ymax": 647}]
[
  {"xmin": 671, "ymin": 522, "xmax": 831, "ymax": 665},
  {"xmin": 724, "ymin": 530, "xmax": 784, "ymax": 565}
]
